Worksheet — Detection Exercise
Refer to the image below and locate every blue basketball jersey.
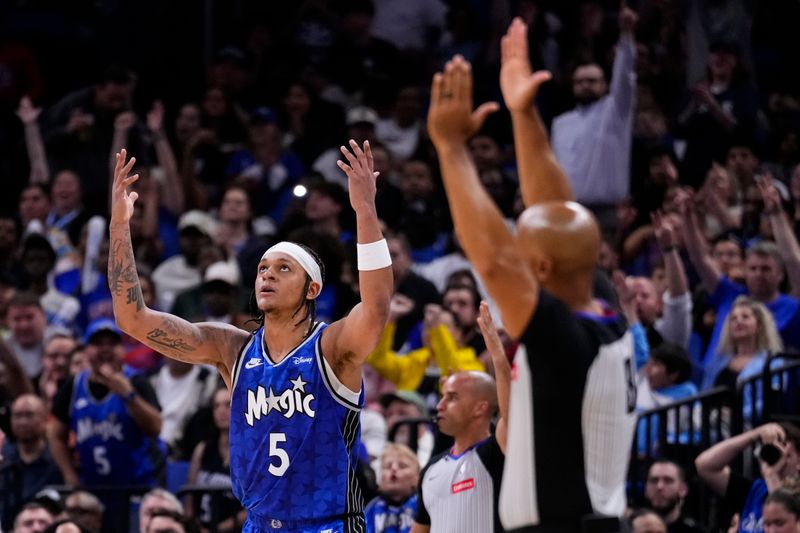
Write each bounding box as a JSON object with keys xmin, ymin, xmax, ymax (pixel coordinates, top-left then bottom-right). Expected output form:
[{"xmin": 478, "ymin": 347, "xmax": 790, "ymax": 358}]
[
  {"xmin": 69, "ymin": 369, "xmax": 163, "ymax": 486},
  {"xmin": 229, "ymin": 322, "xmax": 365, "ymax": 530}
]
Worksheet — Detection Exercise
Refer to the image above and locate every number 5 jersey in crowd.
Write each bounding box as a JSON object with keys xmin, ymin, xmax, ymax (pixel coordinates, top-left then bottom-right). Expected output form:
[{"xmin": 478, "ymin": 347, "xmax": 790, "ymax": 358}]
[{"xmin": 229, "ymin": 322, "xmax": 366, "ymax": 532}]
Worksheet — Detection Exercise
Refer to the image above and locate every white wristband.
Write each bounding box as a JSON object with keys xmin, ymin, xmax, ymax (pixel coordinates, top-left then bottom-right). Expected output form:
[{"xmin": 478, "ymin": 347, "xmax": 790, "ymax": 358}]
[{"xmin": 357, "ymin": 239, "xmax": 392, "ymax": 271}]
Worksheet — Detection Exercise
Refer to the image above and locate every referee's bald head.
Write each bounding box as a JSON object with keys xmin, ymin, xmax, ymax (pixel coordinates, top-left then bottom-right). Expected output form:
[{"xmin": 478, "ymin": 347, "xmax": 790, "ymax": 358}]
[{"xmin": 446, "ymin": 371, "xmax": 498, "ymax": 417}]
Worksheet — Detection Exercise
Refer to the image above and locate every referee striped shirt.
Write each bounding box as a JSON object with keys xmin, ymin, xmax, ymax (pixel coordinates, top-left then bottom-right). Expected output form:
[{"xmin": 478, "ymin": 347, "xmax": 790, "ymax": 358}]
[
  {"xmin": 415, "ymin": 436, "xmax": 504, "ymax": 533},
  {"xmin": 499, "ymin": 290, "xmax": 636, "ymax": 531}
]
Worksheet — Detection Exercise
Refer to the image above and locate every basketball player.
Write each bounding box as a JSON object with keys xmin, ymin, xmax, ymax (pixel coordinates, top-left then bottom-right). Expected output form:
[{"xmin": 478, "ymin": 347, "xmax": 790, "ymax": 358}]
[
  {"xmin": 426, "ymin": 28, "xmax": 636, "ymax": 533},
  {"xmin": 108, "ymin": 142, "xmax": 392, "ymax": 532}
]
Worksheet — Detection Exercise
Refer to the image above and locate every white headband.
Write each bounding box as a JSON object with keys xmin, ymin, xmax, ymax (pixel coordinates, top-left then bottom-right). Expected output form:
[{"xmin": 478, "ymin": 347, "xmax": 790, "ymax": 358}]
[{"xmin": 261, "ymin": 242, "xmax": 323, "ymax": 290}]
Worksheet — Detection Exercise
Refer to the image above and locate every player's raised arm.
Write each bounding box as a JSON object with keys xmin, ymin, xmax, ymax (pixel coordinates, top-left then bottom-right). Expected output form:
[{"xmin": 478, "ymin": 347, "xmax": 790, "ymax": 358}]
[
  {"xmin": 108, "ymin": 149, "xmax": 249, "ymax": 386},
  {"xmin": 428, "ymin": 56, "xmax": 538, "ymax": 338},
  {"xmin": 322, "ymin": 140, "xmax": 393, "ymax": 390},
  {"xmin": 500, "ymin": 18, "xmax": 572, "ymax": 206}
]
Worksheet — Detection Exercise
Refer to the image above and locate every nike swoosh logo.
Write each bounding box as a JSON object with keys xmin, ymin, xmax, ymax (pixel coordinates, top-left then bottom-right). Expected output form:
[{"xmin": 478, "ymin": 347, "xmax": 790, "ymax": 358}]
[{"xmin": 245, "ymin": 359, "xmax": 264, "ymax": 369}]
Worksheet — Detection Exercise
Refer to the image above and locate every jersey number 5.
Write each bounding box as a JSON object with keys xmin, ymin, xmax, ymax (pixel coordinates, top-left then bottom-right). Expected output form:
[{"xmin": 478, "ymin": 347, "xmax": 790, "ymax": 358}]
[
  {"xmin": 94, "ymin": 446, "xmax": 111, "ymax": 475},
  {"xmin": 268, "ymin": 433, "xmax": 290, "ymax": 476}
]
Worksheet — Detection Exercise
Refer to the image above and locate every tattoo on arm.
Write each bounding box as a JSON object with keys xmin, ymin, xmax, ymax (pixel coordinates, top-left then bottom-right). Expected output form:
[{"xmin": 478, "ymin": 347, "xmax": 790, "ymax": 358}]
[
  {"xmin": 144, "ymin": 315, "xmax": 207, "ymax": 360},
  {"xmin": 146, "ymin": 328, "xmax": 196, "ymax": 353},
  {"xmin": 108, "ymin": 233, "xmax": 139, "ymax": 297},
  {"xmin": 126, "ymin": 285, "xmax": 144, "ymax": 312}
]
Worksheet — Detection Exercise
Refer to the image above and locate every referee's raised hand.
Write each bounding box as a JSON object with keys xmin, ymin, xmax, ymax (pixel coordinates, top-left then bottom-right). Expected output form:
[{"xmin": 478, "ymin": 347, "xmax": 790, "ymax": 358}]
[{"xmin": 427, "ymin": 55, "xmax": 499, "ymax": 150}]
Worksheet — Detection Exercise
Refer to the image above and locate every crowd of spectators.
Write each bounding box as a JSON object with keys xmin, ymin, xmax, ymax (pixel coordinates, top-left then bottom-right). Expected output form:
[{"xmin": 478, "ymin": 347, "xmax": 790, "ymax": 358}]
[{"xmin": 1, "ymin": 0, "xmax": 800, "ymax": 531}]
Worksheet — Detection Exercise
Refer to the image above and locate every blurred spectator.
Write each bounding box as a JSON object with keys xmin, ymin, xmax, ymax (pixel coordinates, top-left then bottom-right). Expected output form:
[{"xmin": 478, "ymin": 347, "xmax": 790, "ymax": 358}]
[
  {"xmin": 681, "ymin": 187, "xmax": 800, "ymax": 362},
  {"xmin": 19, "ymin": 234, "xmax": 80, "ymax": 331},
  {"xmin": 551, "ymin": 6, "xmax": 638, "ymax": 233},
  {"xmin": 637, "ymin": 343, "xmax": 698, "ymax": 413},
  {"xmin": 18, "ymin": 184, "xmax": 51, "ymax": 229},
  {"xmin": 151, "ymin": 358, "xmax": 216, "ymax": 456},
  {"xmin": 380, "ymin": 391, "xmax": 433, "ymax": 467},
  {"xmin": 678, "ymin": 43, "xmax": 759, "ymax": 185},
  {"xmin": 368, "ymin": 298, "xmax": 484, "ymax": 408},
  {"xmin": 48, "ymin": 319, "xmax": 164, "ymax": 491},
  {"xmin": 277, "ymin": 80, "xmax": 344, "ymax": 167},
  {"xmin": 644, "ymin": 460, "xmax": 706, "ymax": 533},
  {"xmin": 5, "ymin": 292, "xmax": 49, "ymax": 379},
  {"xmin": 45, "ymin": 170, "xmax": 91, "ymax": 260},
  {"xmin": 0, "ymin": 394, "xmax": 62, "ymax": 531},
  {"xmin": 41, "ymin": 66, "xmax": 144, "ymax": 214},
  {"xmin": 369, "ymin": 0, "xmax": 447, "ymax": 52},
  {"xmin": 441, "ymin": 283, "xmax": 485, "ymax": 355},
  {"xmin": 192, "ymin": 261, "xmax": 244, "ymax": 325},
  {"xmin": 225, "ymin": 109, "xmax": 305, "ymax": 224},
  {"xmin": 153, "ymin": 211, "xmax": 215, "ymax": 312},
  {"xmin": 0, "ymin": 324, "xmax": 35, "ymax": 438},
  {"xmin": 630, "ymin": 509, "xmax": 668, "ymax": 533},
  {"xmin": 312, "ymin": 106, "xmax": 378, "ymax": 188},
  {"xmin": 701, "ymin": 297, "xmax": 784, "ymax": 419},
  {"xmin": 169, "ymin": 243, "xmax": 228, "ymax": 322},
  {"xmin": 394, "ymin": 160, "xmax": 451, "ymax": 262},
  {"xmin": 37, "ymin": 333, "xmax": 77, "ymax": 408},
  {"xmin": 11, "ymin": 502, "xmax": 55, "ymax": 533},
  {"xmin": 186, "ymin": 388, "xmax": 244, "ymax": 532},
  {"xmin": 376, "ymin": 86, "xmax": 424, "ymax": 162},
  {"xmin": 139, "ymin": 489, "xmax": 184, "ymax": 533},
  {"xmin": 387, "ymin": 233, "xmax": 440, "ymax": 349},
  {"xmin": 326, "ymin": 1, "xmax": 400, "ymax": 102},
  {"xmin": 762, "ymin": 488, "xmax": 800, "ymax": 532},
  {"xmin": 145, "ymin": 509, "xmax": 194, "ymax": 533},
  {"xmin": 214, "ymin": 185, "xmax": 254, "ymax": 259},
  {"xmin": 696, "ymin": 422, "xmax": 800, "ymax": 531},
  {"xmin": 63, "ymin": 491, "xmax": 103, "ymax": 533},
  {"xmin": 364, "ymin": 442, "xmax": 419, "ymax": 533}
]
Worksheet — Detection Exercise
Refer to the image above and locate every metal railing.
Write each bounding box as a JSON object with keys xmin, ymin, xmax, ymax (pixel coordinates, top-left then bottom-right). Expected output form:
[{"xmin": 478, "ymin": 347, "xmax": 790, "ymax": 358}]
[{"xmin": 628, "ymin": 352, "xmax": 800, "ymax": 528}]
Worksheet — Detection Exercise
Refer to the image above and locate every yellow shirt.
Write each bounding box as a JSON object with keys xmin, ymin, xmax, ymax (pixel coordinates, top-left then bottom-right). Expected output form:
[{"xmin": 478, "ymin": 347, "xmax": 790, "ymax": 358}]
[{"xmin": 366, "ymin": 323, "xmax": 484, "ymax": 390}]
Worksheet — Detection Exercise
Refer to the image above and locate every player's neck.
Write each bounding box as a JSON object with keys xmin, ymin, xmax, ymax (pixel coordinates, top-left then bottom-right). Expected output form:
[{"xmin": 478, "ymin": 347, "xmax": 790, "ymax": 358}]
[
  {"xmin": 452, "ymin": 425, "xmax": 491, "ymax": 456},
  {"xmin": 262, "ymin": 315, "xmax": 313, "ymax": 362},
  {"xmin": 546, "ymin": 276, "xmax": 595, "ymax": 312}
]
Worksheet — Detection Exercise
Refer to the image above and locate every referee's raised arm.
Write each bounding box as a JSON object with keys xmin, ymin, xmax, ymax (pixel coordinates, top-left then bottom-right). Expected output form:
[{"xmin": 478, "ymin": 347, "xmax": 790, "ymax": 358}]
[{"xmin": 427, "ymin": 56, "xmax": 539, "ymax": 339}]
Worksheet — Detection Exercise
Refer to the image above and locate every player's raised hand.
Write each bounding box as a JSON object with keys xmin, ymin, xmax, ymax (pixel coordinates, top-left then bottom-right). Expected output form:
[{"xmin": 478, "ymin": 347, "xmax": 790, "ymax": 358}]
[
  {"xmin": 337, "ymin": 139, "xmax": 379, "ymax": 213},
  {"xmin": 427, "ymin": 55, "xmax": 499, "ymax": 149},
  {"xmin": 110, "ymin": 149, "xmax": 140, "ymax": 224},
  {"xmin": 500, "ymin": 18, "xmax": 552, "ymax": 113}
]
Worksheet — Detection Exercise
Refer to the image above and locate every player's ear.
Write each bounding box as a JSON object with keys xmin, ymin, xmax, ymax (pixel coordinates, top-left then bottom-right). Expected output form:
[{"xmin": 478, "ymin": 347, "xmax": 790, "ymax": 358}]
[{"xmin": 306, "ymin": 281, "xmax": 322, "ymax": 300}]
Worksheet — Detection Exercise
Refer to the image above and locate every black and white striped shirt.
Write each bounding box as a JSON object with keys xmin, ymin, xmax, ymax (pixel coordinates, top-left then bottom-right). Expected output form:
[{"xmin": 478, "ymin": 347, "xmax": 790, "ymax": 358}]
[
  {"xmin": 415, "ymin": 436, "xmax": 504, "ymax": 532},
  {"xmin": 499, "ymin": 290, "xmax": 636, "ymax": 531}
]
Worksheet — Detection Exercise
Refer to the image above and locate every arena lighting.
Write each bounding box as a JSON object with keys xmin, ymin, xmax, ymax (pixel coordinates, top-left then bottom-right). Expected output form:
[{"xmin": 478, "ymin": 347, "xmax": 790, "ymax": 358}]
[{"xmin": 293, "ymin": 184, "xmax": 308, "ymax": 198}]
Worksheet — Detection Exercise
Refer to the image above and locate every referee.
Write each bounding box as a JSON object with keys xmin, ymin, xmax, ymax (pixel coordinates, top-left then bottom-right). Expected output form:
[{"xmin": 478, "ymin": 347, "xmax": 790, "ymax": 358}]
[
  {"xmin": 410, "ymin": 371, "xmax": 506, "ymax": 533},
  {"xmin": 426, "ymin": 21, "xmax": 637, "ymax": 533}
]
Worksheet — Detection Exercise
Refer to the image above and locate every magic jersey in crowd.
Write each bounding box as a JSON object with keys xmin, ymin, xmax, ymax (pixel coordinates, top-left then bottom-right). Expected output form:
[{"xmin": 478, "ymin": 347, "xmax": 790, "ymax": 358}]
[
  {"xmin": 230, "ymin": 322, "xmax": 366, "ymax": 531},
  {"xmin": 70, "ymin": 368, "xmax": 164, "ymax": 486}
]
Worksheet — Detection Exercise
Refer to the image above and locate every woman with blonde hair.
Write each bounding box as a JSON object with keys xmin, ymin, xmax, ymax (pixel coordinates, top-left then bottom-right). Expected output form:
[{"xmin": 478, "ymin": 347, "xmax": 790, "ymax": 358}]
[{"xmin": 702, "ymin": 296, "xmax": 784, "ymax": 421}]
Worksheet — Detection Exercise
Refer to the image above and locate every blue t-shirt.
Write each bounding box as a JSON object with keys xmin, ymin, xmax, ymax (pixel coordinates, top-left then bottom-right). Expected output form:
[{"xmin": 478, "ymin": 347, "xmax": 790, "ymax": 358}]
[
  {"xmin": 364, "ymin": 494, "xmax": 417, "ymax": 533},
  {"xmin": 229, "ymin": 322, "xmax": 366, "ymax": 528},
  {"xmin": 736, "ymin": 478, "xmax": 768, "ymax": 533},
  {"xmin": 704, "ymin": 277, "xmax": 800, "ymax": 366}
]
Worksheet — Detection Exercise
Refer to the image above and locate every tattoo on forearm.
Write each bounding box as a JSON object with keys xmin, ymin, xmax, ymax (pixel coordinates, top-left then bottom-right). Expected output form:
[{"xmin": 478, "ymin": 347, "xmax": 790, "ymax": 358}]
[
  {"xmin": 108, "ymin": 232, "xmax": 139, "ymax": 296},
  {"xmin": 126, "ymin": 285, "xmax": 144, "ymax": 312},
  {"xmin": 146, "ymin": 328, "xmax": 196, "ymax": 353}
]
